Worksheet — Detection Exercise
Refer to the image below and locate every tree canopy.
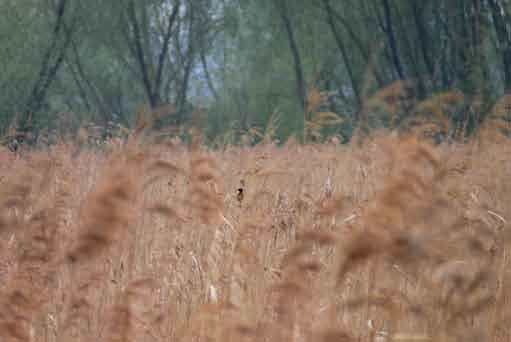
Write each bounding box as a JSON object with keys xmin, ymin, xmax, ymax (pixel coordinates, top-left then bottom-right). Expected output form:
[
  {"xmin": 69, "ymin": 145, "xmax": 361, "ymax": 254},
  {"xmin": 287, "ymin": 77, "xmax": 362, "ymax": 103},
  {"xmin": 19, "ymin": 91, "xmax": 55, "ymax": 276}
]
[{"xmin": 1, "ymin": 0, "xmax": 510, "ymax": 145}]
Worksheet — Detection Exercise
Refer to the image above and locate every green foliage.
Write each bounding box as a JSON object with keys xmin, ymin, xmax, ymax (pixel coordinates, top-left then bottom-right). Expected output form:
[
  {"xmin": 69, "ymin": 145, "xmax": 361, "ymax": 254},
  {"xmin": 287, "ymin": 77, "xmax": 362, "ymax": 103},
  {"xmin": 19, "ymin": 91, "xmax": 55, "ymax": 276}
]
[{"xmin": 2, "ymin": 0, "xmax": 511, "ymax": 144}]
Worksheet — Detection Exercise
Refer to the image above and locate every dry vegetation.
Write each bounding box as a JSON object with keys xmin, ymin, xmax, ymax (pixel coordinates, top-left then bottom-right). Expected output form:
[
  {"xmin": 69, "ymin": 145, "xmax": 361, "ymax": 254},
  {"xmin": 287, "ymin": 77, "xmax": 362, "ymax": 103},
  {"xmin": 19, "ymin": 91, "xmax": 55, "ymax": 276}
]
[{"xmin": 0, "ymin": 120, "xmax": 510, "ymax": 342}]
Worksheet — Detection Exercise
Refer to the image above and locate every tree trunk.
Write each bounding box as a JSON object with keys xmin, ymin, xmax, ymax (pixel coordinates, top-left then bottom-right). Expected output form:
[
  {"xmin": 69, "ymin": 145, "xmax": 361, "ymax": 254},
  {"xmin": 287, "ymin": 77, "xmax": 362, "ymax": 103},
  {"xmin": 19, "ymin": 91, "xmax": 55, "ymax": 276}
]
[
  {"xmin": 488, "ymin": 0, "xmax": 511, "ymax": 92},
  {"xmin": 411, "ymin": 2, "xmax": 434, "ymax": 80},
  {"xmin": 154, "ymin": 1, "xmax": 180, "ymax": 100},
  {"xmin": 328, "ymin": 6, "xmax": 385, "ymax": 87},
  {"xmin": 124, "ymin": 0, "xmax": 181, "ymax": 112},
  {"xmin": 381, "ymin": 0, "xmax": 405, "ymax": 80},
  {"xmin": 277, "ymin": 0, "xmax": 307, "ymax": 110},
  {"xmin": 200, "ymin": 47, "xmax": 219, "ymax": 101},
  {"xmin": 19, "ymin": 0, "xmax": 73, "ymax": 137},
  {"xmin": 391, "ymin": 1, "xmax": 426, "ymax": 98},
  {"xmin": 322, "ymin": 0, "xmax": 361, "ymax": 112},
  {"xmin": 176, "ymin": 3, "xmax": 196, "ymax": 125},
  {"xmin": 126, "ymin": 0, "xmax": 157, "ymax": 107}
]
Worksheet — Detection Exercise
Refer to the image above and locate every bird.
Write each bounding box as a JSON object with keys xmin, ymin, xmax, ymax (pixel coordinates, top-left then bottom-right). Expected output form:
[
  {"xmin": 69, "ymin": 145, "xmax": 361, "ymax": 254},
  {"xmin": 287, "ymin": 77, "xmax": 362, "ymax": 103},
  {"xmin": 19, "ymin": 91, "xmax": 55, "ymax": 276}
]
[
  {"xmin": 237, "ymin": 179, "xmax": 245, "ymax": 206},
  {"xmin": 237, "ymin": 188, "xmax": 244, "ymax": 204}
]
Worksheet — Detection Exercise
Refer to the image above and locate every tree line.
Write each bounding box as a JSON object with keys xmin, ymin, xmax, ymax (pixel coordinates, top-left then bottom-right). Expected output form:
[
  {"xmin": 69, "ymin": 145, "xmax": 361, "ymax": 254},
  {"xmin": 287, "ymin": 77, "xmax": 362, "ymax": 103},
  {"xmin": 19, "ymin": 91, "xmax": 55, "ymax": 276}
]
[{"xmin": 1, "ymin": 0, "xmax": 510, "ymax": 145}]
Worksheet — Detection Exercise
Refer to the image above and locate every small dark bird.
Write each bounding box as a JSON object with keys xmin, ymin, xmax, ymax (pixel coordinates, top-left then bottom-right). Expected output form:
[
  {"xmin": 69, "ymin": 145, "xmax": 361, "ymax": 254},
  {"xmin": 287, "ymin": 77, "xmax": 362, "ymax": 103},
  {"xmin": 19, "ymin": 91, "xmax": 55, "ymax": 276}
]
[
  {"xmin": 237, "ymin": 179, "xmax": 245, "ymax": 206},
  {"xmin": 237, "ymin": 188, "xmax": 244, "ymax": 206}
]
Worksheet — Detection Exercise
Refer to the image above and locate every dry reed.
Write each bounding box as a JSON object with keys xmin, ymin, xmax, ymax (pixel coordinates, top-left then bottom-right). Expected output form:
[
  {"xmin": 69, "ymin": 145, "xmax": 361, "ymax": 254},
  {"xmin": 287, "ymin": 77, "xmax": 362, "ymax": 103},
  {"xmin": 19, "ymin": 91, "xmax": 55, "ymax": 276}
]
[{"xmin": 0, "ymin": 120, "xmax": 510, "ymax": 342}]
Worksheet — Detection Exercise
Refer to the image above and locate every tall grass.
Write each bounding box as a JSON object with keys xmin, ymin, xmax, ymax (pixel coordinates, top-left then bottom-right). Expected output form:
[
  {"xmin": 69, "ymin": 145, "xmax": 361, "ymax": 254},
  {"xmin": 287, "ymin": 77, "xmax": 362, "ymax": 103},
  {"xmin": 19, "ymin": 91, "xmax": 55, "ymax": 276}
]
[{"xmin": 0, "ymin": 122, "xmax": 510, "ymax": 341}]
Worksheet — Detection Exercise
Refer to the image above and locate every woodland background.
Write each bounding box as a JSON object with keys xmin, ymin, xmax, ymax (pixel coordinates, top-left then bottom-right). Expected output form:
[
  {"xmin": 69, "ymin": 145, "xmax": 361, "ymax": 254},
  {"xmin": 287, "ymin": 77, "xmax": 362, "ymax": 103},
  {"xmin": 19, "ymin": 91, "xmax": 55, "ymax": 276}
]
[{"xmin": 2, "ymin": 0, "xmax": 511, "ymax": 144}]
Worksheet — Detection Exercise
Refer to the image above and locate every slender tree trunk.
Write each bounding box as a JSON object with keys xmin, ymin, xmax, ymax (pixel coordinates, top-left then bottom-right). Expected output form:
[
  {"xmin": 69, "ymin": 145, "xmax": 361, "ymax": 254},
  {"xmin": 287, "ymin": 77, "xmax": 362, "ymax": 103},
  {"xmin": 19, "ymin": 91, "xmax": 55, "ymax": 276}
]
[
  {"xmin": 124, "ymin": 0, "xmax": 181, "ymax": 111},
  {"xmin": 322, "ymin": 0, "xmax": 361, "ymax": 112},
  {"xmin": 392, "ymin": 1, "xmax": 425, "ymax": 98},
  {"xmin": 176, "ymin": 57, "xmax": 194, "ymax": 125},
  {"xmin": 154, "ymin": 1, "xmax": 180, "ymax": 99},
  {"xmin": 488, "ymin": 0, "xmax": 511, "ymax": 92},
  {"xmin": 454, "ymin": 1, "xmax": 470, "ymax": 91},
  {"xmin": 126, "ymin": 0, "xmax": 156, "ymax": 107},
  {"xmin": 381, "ymin": 0, "xmax": 405, "ymax": 80},
  {"xmin": 346, "ymin": 1, "xmax": 389, "ymax": 88},
  {"xmin": 328, "ymin": 6, "xmax": 384, "ymax": 87},
  {"xmin": 66, "ymin": 60, "xmax": 91, "ymax": 113},
  {"xmin": 410, "ymin": 2, "xmax": 434, "ymax": 80},
  {"xmin": 19, "ymin": 0, "xmax": 73, "ymax": 136},
  {"xmin": 68, "ymin": 38, "xmax": 111, "ymax": 123},
  {"xmin": 277, "ymin": 0, "xmax": 307, "ymax": 110},
  {"xmin": 200, "ymin": 47, "xmax": 219, "ymax": 101},
  {"xmin": 176, "ymin": 2, "xmax": 196, "ymax": 125},
  {"xmin": 433, "ymin": 4, "xmax": 452, "ymax": 89}
]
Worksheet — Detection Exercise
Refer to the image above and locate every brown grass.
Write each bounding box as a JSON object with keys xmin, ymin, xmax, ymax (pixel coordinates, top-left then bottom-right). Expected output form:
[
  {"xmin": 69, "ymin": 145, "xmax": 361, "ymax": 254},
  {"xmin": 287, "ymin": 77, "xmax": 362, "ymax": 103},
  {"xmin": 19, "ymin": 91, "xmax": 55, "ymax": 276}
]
[{"xmin": 0, "ymin": 127, "xmax": 510, "ymax": 342}]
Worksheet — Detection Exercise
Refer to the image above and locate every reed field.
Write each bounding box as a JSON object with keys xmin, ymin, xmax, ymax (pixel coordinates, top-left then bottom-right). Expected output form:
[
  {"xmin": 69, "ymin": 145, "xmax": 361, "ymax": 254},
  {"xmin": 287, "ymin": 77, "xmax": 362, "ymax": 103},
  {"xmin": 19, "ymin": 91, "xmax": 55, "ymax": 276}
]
[
  {"xmin": 3, "ymin": 1, "xmax": 511, "ymax": 340},
  {"xmin": 0, "ymin": 122, "xmax": 510, "ymax": 342}
]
